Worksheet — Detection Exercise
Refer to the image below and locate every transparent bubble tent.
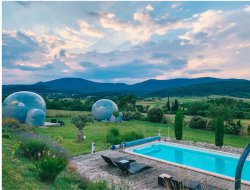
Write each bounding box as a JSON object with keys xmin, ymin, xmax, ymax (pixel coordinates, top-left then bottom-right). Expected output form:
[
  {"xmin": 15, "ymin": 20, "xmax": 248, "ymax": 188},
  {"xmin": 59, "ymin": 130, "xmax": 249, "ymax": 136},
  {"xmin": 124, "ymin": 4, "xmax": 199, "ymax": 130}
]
[
  {"xmin": 26, "ymin": 108, "xmax": 46, "ymax": 126},
  {"xmin": 92, "ymin": 99, "xmax": 118, "ymax": 121},
  {"xmin": 3, "ymin": 91, "xmax": 46, "ymax": 126},
  {"xmin": 117, "ymin": 112, "xmax": 123, "ymax": 122}
]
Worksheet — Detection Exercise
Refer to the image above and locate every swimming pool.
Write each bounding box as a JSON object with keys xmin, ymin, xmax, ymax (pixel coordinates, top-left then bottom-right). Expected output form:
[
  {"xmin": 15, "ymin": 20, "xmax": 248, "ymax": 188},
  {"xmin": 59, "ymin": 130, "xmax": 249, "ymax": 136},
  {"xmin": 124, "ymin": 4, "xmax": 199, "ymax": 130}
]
[{"xmin": 125, "ymin": 142, "xmax": 250, "ymax": 183}]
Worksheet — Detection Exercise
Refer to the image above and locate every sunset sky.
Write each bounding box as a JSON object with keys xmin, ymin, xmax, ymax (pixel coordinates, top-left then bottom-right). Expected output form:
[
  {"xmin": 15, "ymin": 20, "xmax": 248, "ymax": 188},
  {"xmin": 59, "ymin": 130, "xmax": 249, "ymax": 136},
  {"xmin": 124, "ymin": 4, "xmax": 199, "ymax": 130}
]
[{"xmin": 3, "ymin": 1, "xmax": 250, "ymax": 84}]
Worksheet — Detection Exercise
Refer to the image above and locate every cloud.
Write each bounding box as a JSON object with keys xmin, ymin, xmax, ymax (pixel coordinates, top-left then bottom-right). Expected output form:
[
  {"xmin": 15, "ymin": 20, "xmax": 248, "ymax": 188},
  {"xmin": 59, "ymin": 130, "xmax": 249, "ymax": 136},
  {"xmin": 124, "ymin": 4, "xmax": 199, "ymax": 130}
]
[
  {"xmin": 244, "ymin": 5, "xmax": 250, "ymax": 12},
  {"xmin": 171, "ymin": 3, "xmax": 182, "ymax": 9},
  {"xmin": 146, "ymin": 4, "xmax": 154, "ymax": 11},
  {"xmin": 100, "ymin": 11, "xmax": 190, "ymax": 44},
  {"xmin": 3, "ymin": 31, "xmax": 43, "ymax": 69},
  {"xmin": 72, "ymin": 57, "xmax": 187, "ymax": 83},
  {"xmin": 77, "ymin": 20, "xmax": 105, "ymax": 38},
  {"xmin": 186, "ymin": 68, "xmax": 221, "ymax": 75},
  {"xmin": 3, "ymin": 4, "xmax": 250, "ymax": 84},
  {"xmin": 57, "ymin": 27, "xmax": 91, "ymax": 51},
  {"xmin": 2, "ymin": 30, "xmax": 72, "ymax": 74},
  {"xmin": 179, "ymin": 10, "xmax": 229, "ymax": 45}
]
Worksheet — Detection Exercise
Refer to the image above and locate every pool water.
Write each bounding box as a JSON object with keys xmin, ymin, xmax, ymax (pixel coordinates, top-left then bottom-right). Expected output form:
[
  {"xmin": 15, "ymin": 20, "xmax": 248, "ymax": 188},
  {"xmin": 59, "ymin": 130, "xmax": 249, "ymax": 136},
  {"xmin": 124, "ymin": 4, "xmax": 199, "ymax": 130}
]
[{"xmin": 129, "ymin": 143, "xmax": 250, "ymax": 182}]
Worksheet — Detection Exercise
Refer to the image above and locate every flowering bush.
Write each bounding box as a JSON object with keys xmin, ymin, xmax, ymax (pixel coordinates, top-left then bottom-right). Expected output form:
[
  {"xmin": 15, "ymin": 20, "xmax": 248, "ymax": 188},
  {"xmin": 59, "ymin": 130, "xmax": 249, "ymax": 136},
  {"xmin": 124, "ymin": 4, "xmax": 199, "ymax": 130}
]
[
  {"xmin": 36, "ymin": 152, "xmax": 68, "ymax": 182},
  {"xmin": 19, "ymin": 139, "xmax": 49, "ymax": 160}
]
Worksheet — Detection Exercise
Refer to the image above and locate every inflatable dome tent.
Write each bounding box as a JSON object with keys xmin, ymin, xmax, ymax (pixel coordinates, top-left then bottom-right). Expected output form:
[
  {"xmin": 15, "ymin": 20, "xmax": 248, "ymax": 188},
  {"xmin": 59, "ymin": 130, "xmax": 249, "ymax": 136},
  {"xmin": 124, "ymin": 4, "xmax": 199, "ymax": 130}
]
[
  {"xmin": 117, "ymin": 112, "xmax": 123, "ymax": 122},
  {"xmin": 26, "ymin": 108, "xmax": 46, "ymax": 126},
  {"xmin": 3, "ymin": 91, "xmax": 46, "ymax": 126},
  {"xmin": 92, "ymin": 99, "xmax": 118, "ymax": 121}
]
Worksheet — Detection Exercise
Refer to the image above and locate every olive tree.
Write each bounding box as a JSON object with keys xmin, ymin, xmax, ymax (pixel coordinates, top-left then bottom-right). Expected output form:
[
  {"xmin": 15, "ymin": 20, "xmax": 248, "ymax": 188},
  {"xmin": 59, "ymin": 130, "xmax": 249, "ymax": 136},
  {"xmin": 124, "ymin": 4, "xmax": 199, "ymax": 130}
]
[
  {"xmin": 147, "ymin": 107, "xmax": 164, "ymax": 123},
  {"xmin": 71, "ymin": 114, "xmax": 93, "ymax": 142}
]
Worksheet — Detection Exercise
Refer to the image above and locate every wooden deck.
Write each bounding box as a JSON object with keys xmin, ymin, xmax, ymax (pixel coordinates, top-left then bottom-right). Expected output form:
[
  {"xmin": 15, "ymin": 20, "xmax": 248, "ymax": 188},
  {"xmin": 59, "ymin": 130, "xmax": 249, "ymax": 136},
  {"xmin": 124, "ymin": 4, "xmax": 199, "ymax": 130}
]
[{"xmin": 71, "ymin": 149, "xmax": 250, "ymax": 190}]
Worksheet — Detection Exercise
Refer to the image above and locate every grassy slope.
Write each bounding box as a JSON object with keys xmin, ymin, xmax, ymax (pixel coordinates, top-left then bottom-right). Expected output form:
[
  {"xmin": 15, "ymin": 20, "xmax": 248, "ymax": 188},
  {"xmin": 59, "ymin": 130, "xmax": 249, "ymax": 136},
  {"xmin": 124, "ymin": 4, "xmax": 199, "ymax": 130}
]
[
  {"xmin": 2, "ymin": 136, "xmax": 85, "ymax": 190},
  {"xmin": 35, "ymin": 118, "xmax": 250, "ymax": 156}
]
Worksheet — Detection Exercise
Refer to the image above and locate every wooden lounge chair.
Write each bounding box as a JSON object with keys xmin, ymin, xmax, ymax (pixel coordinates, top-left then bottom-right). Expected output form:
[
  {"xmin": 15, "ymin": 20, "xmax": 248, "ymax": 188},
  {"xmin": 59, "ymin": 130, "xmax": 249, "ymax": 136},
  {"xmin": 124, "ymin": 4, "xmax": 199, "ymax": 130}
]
[
  {"xmin": 101, "ymin": 155, "xmax": 135, "ymax": 167},
  {"xmin": 114, "ymin": 160, "xmax": 152, "ymax": 174},
  {"xmin": 159, "ymin": 174, "xmax": 222, "ymax": 190},
  {"xmin": 159, "ymin": 176, "xmax": 185, "ymax": 189}
]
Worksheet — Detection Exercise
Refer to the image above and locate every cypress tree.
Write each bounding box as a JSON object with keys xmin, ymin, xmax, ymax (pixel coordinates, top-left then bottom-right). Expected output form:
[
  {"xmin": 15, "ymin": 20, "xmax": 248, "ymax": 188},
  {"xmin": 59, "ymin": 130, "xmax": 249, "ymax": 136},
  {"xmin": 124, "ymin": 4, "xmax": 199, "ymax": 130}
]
[
  {"xmin": 174, "ymin": 109, "xmax": 184, "ymax": 140},
  {"xmin": 167, "ymin": 97, "xmax": 170, "ymax": 111},
  {"xmin": 215, "ymin": 117, "xmax": 224, "ymax": 147},
  {"xmin": 172, "ymin": 99, "xmax": 179, "ymax": 112}
]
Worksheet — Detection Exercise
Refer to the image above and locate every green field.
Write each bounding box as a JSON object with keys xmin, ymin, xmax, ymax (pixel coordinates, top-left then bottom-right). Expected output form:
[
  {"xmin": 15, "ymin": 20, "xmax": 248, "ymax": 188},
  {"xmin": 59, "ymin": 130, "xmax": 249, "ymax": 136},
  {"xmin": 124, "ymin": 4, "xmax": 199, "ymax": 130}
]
[
  {"xmin": 34, "ymin": 116, "xmax": 250, "ymax": 156},
  {"xmin": 137, "ymin": 95, "xmax": 250, "ymax": 108}
]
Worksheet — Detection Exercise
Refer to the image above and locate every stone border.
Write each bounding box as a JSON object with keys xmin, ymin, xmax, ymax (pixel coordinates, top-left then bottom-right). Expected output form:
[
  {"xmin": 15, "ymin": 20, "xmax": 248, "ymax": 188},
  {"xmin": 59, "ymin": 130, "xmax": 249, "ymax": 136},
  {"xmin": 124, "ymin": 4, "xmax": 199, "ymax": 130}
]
[{"xmin": 162, "ymin": 138, "xmax": 245, "ymax": 155}]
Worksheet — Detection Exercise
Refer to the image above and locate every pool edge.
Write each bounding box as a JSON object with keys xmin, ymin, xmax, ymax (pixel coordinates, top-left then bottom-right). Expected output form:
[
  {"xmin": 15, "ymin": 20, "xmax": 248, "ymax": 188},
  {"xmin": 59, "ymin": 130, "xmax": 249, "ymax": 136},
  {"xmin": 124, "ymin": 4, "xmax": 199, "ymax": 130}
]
[{"xmin": 124, "ymin": 141, "xmax": 250, "ymax": 186}]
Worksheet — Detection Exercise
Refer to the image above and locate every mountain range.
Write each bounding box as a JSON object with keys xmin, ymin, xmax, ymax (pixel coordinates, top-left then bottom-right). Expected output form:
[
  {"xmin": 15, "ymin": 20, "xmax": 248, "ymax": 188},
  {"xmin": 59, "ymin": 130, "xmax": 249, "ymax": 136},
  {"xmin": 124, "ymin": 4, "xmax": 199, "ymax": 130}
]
[{"xmin": 3, "ymin": 77, "xmax": 250, "ymax": 98}]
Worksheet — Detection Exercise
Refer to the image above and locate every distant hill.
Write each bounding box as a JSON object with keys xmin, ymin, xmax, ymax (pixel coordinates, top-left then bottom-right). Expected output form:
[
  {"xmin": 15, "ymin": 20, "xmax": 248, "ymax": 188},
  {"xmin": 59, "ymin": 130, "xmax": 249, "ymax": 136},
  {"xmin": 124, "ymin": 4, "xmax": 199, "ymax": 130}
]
[
  {"xmin": 3, "ymin": 77, "xmax": 250, "ymax": 98},
  {"xmin": 149, "ymin": 80, "xmax": 250, "ymax": 98}
]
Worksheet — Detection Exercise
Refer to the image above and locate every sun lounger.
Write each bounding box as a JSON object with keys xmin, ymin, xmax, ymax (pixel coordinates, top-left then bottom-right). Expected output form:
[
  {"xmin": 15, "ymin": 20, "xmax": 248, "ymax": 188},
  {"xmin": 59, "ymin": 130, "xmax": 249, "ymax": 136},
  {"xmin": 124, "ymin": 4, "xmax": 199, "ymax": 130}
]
[
  {"xmin": 101, "ymin": 155, "xmax": 135, "ymax": 167},
  {"xmin": 182, "ymin": 179, "xmax": 201, "ymax": 190},
  {"xmin": 158, "ymin": 174, "xmax": 183, "ymax": 189},
  {"xmin": 158, "ymin": 174, "xmax": 222, "ymax": 190},
  {"xmin": 114, "ymin": 160, "xmax": 152, "ymax": 174}
]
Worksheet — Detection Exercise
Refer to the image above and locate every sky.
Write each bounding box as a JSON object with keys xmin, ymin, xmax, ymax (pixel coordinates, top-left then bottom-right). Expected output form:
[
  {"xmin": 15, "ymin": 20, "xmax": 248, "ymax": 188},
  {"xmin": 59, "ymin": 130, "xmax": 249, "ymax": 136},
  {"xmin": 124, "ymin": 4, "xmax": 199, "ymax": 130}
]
[{"xmin": 2, "ymin": 1, "xmax": 250, "ymax": 84}]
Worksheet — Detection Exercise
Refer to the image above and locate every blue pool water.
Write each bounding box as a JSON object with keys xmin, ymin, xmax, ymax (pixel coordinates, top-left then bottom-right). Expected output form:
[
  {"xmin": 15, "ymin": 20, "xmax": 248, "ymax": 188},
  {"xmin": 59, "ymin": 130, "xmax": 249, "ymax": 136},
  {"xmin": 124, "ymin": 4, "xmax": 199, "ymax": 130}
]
[{"xmin": 130, "ymin": 143, "xmax": 250, "ymax": 182}]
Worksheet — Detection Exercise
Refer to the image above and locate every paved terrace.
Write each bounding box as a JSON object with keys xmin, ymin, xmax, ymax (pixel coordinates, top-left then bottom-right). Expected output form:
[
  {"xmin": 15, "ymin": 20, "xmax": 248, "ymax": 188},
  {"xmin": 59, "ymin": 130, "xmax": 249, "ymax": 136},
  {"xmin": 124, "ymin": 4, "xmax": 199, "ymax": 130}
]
[{"xmin": 71, "ymin": 148, "xmax": 250, "ymax": 190}]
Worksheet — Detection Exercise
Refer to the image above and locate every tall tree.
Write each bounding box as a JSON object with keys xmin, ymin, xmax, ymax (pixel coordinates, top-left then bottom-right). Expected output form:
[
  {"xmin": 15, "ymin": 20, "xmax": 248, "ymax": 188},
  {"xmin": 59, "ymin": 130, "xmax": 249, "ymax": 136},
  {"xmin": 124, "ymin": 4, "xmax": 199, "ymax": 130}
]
[
  {"xmin": 167, "ymin": 97, "xmax": 171, "ymax": 112},
  {"xmin": 172, "ymin": 99, "xmax": 179, "ymax": 112},
  {"xmin": 71, "ymin": 114, "xmax": 93, "ymax": 142},
  {"xmin": 117, "ymin": 95, "xmax": 137, "ymax": 111},
  {"xmin": 215, "ymin": 117, "xmax": 224, "ymax": 147},
  {"xmin": 174, "ymin": 109, "xmax": 184, "ymax": 140}
]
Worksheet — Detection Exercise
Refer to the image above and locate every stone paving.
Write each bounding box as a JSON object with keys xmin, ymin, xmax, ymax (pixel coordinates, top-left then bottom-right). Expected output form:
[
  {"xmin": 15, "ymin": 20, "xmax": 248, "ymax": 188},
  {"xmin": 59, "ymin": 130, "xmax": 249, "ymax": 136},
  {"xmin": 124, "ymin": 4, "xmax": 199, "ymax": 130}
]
[{"xmin": 71, "ymin": 145, "xmax": 250, "ymax": 190}]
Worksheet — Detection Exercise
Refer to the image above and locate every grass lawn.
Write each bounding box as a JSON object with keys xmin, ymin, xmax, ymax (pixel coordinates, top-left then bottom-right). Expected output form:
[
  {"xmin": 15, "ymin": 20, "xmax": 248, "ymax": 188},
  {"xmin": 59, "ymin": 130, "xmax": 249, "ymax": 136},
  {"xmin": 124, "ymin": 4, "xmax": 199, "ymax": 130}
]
[{"xmin": 34, "ymin": 117, "xmax": 250, "ymax": 156}]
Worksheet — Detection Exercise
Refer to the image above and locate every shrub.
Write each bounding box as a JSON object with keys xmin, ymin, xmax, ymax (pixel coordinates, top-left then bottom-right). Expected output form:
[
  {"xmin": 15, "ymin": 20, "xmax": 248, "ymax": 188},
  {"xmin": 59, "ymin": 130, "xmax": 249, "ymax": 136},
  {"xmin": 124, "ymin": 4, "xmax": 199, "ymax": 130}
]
[
  {"xmin": 248, "ymin": 125, "xmax": 250, "ymax": 134},
  {"xmin": 161, "ymin": 115, "xmax": 171, "ymax": 124},
  {"xmin": 140, "ymin": 115, "xmax": 148, "ymax": 121},
  {"xmin": 147, "ymin": 107, "xmax": 163, "ymax": 123},
  {"xmin": 123, "ymin": 111, "xmax": 133, "ymax": 121},
  {"xmin": 215, "ymin": 117, "xmax": 224, "ymax": 147},
  {"xmin": 2, "ymin": 118, "xmax": 20, "ymax": 128},
  {"xmin": 36, "ymin": 153, "xmax": 68, "ymax": 182},
  {"xmin": 184, "ymin": 102, "xmax": 209, "ymax": 116},
  {"xmin": 2, "ymin": 133, "xmax": 11, "ymax": 139},
  {"xmin": 132, "ymin": 111, "xmax": 142, "ymax": 120},
  {"xmin": 206, "ymin": 119, "xmax": 215, "ymax": 131},
  {"xmin": 122, "ymin": 131, "xmax": 144, "ymax": 142},
  {"xmin": 19, "ymin": 139, "xmax": 49, "ymax": 160},
  {"xmin": 123, "ymin": 111, "xmax": 142, "ymax": 121},
  {"xmin": 174, "ymin": 110, "xmax": 184, "ymax": 140},
  {"xmin": 106, "ymin": 128, "xmax": 122, "ymax": 145},
  {"xmin": 224, "ymin": 120, "xmax": 242, "ymax": 135},
  {"xmin": 189, "ymin": 116, "xmax": 207, "ymax": 129},
  {"xmin": 135, "ymin": 105, "xmax": 144, "ymax": 113}
]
